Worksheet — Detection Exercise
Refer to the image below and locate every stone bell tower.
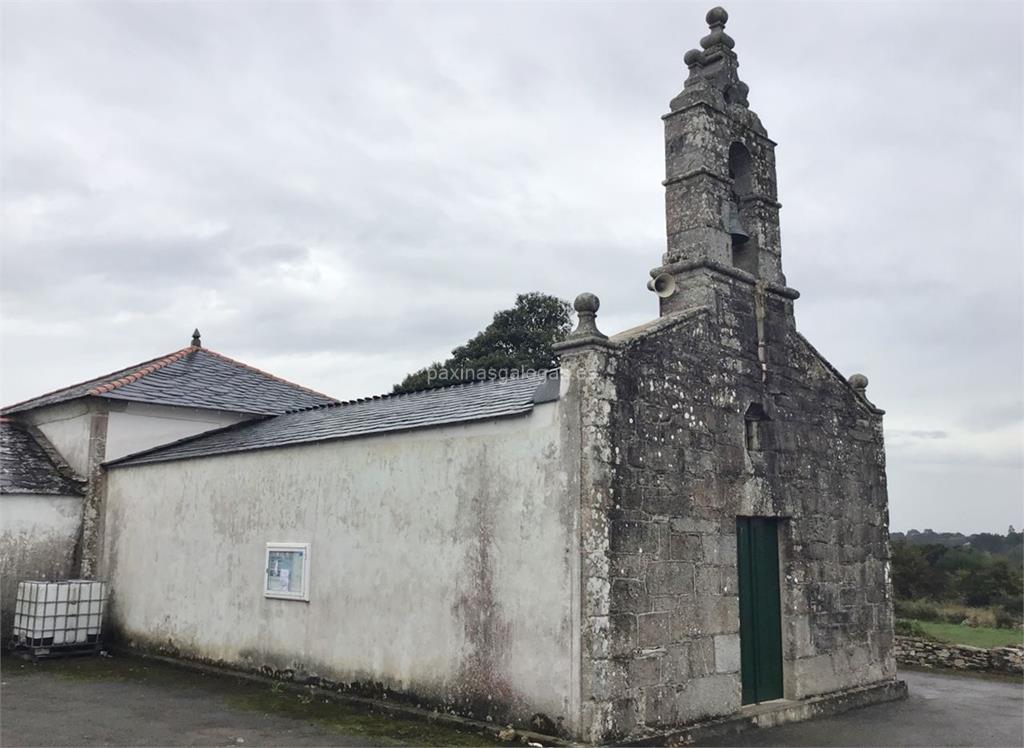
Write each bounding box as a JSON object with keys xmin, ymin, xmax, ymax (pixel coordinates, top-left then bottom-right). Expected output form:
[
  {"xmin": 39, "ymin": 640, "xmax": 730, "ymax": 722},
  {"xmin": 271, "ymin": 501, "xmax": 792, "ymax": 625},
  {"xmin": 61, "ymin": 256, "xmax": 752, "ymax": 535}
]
[
  {"xmin": 653, "ymin": 7, "xmax": 798, "ymax": 318},
  {"xmin": 559, "ymin": 8, "xmax": 900, "ymax": 742}
]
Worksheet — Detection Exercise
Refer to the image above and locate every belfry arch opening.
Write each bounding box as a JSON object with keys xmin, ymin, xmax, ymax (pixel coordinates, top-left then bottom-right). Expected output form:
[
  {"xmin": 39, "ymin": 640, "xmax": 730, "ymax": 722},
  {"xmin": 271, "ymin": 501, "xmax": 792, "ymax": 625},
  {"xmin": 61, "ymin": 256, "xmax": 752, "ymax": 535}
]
[{"xmin": 728, "ymin": 142, "xmax": 758, "ymax": 276}]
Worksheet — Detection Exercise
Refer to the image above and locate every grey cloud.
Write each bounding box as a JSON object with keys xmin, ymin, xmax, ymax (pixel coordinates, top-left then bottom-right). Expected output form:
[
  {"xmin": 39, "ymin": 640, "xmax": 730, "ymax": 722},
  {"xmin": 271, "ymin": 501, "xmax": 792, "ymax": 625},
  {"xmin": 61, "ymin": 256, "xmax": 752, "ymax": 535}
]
[
  {"xmin": 959, "ymin": 406, "xmax": 1024, "ymax": 434},
  {"xmin": 889, "ymin": 430, "xmax": 949, "ymax": 441},
  {"xmin": 1, "ymin": 1, "xmax": 1020, "ymax": 533}
]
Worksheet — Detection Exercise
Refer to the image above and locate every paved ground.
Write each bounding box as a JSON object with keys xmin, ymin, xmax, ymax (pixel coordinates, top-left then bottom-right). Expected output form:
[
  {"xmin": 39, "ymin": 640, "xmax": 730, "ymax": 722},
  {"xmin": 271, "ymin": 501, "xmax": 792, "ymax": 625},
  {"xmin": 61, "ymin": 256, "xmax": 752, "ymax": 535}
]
[
  {"xmin": 1, "ymin": 655, "xmax": 1021, "ymax": 747},
  {"xmin": 0, "ymin": 654, "xmax": 499, "ymax": 747},
  {"xmin": 702, "ymin": 669, "xmax": 1023, "ymax": 747}
]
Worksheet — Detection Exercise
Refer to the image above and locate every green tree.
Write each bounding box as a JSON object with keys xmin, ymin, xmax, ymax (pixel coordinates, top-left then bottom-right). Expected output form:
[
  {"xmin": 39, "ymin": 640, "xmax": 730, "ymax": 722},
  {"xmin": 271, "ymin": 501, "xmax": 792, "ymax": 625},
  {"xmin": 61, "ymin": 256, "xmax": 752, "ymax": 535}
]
[
  {"xmin": 393, "ymin": 292, "xmax": 573, "ymax": 394},
  {"xmin": 960, "ymin": 557, "xmax": 1020, "ymax": 607},
  {"xmin": 891, "ymin": 540, "xmax": 941, "ymax": 599}
]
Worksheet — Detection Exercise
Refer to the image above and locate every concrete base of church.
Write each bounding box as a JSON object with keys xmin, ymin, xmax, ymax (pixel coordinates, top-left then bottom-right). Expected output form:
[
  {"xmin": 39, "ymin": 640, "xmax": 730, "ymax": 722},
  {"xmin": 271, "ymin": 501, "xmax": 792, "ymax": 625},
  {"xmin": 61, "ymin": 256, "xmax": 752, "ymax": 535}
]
[{"xmin": 617, "ymin": 679, "xmax": 909, "ymax": 747}]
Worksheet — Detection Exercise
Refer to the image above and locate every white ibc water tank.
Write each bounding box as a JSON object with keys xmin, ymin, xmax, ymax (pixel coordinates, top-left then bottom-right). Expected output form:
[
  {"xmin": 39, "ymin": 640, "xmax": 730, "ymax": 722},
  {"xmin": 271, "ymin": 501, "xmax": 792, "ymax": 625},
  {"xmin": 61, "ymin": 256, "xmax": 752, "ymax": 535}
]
[{"xmin": 12, "ymin": 580, "xmax": 107, "ymax": 648}]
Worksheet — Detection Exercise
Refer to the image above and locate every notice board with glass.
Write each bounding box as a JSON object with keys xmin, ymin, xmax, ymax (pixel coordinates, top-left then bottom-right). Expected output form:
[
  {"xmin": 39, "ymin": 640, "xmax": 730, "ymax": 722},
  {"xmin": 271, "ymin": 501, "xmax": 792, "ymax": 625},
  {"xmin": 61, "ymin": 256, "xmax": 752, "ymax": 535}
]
[{"xmin": 264, "ymin": 542, "xmax": 310, "ymax": 601}]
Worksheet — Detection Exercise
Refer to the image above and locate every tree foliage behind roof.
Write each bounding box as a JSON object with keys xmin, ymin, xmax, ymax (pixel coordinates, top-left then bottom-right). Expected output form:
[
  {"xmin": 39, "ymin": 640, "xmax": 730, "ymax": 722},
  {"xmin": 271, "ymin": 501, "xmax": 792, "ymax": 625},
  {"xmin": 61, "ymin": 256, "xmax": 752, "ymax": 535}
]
[{"xmin": 393, "ymin": 292, "xmax": 573, "ymax": 394}]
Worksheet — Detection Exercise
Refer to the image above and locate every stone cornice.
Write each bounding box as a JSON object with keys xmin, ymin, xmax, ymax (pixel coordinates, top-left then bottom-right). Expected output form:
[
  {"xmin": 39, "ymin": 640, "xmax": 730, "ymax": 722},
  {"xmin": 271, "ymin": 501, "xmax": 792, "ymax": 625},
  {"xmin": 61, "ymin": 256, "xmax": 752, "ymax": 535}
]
[
  {"xmin": 661, "ymin": 101, "xmax": 777, "ymax": 146},
  {"xmin": 739, "ymin": 194, "xmax": 782, "ymax": 209},
  {"xmin": 651, "ymin": 259, "xmax": 801, "ymax": 300},
  {"xmin": 662, "ymin": 172, "xmax": 781, "ymax": 210},
  {"xmin": 552, "ymin": 335, "xmax": 618, "ymax": 354},
  {"xmin": 609, "ymin": 305, "xmax": 712, "ymax": 345},
  {"xmin": 662, "ymin": 168, "xmax": 732, "ymax": 188}
]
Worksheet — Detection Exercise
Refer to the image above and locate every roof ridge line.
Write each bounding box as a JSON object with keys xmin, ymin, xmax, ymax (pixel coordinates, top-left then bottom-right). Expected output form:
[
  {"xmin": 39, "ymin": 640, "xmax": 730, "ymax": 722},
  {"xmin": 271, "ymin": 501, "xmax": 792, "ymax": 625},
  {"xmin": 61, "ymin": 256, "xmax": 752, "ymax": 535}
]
[
  {"xmin": 199, "ymin": 348, "xmax": 337, "ymax": 401},
  {"xmin": 88, "ymin": 347, "xmax": 195, "ymax": 396},
  {"xmin": 1, "ymin": 347, "xmax": 196, "ymax": 413},
  {"xmin": 282, "ymin": 369, "xmax": 553, "ymax": 414}
]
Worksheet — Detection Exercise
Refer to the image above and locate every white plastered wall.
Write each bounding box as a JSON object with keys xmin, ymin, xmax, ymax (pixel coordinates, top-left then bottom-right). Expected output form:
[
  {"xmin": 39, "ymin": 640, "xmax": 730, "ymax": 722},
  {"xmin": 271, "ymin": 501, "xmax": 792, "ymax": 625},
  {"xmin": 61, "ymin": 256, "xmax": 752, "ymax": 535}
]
[
  {"xmin": 102, "ymin": 399, "xmax": 580, "ymax": 729},
  {"xmin": 0, "ymin": 493, "xmax": 83, "ymax": 634},
  {"xmin": 24, "ymin": 402, "xmax": 94, "ymax": 476},
  {"xmin": 104, "ymin": 401, "xmax": 253, "ymax": 461}
]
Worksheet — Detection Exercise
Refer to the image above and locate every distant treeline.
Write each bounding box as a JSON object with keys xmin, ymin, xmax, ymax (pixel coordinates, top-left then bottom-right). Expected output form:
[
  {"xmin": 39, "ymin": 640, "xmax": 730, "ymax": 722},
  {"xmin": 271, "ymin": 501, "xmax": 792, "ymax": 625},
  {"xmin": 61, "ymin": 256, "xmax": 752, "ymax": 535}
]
[
  {"xmin": 891, "ymin": 527, "xmax": 1023, "ymax": 562},
  {"xmin": 890, "ymin": 527, "xmax": 1022, "ymax": 627}
]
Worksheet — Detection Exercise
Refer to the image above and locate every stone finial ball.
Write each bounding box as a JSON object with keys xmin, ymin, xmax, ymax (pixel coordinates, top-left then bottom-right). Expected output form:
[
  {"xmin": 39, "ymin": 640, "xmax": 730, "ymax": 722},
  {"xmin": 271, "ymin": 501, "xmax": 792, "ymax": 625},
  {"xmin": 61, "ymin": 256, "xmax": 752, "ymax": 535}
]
[
  {"xmin": 848, "ymin": 373, "xmax": 869, "ymax": 390},
  {"xmin": 706, "ymin": 6, "xmax": 728, "ymax": 26},
  {"xmin": 574, "ymin": 292, "xmax": 600, "ymax": 314},
  {"xmin": 684, "ymin": 48, "xmax": 704, "ymax": 66}
]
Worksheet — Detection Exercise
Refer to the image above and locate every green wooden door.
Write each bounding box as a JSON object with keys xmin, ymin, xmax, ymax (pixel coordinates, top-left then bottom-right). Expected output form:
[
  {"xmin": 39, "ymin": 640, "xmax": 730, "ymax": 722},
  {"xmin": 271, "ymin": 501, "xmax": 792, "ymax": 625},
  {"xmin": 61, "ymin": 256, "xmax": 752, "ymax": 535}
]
[{"xmin": 737, "ymin": 517, "xmax": 784, "ymax": 704}]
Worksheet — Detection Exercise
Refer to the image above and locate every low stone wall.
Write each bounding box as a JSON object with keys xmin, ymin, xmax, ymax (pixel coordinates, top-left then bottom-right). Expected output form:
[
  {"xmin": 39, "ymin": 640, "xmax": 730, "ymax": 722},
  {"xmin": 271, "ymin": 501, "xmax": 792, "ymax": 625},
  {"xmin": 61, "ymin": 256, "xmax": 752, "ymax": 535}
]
[{"xmin": 895, "ymin": 636, "xmax": 1023, "ymax": 675}]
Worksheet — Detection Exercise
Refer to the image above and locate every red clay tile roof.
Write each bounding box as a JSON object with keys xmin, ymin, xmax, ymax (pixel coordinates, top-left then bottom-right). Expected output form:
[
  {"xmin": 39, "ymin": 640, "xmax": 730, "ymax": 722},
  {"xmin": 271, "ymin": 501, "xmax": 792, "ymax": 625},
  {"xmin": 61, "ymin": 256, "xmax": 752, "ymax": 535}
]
[
  {"xmin": 86, "ymin": 348, "xmax": 194, "ymax": 396},
  {"xmin": 2, "ymin": 346, "xmax": 338, "ymax": 416}
]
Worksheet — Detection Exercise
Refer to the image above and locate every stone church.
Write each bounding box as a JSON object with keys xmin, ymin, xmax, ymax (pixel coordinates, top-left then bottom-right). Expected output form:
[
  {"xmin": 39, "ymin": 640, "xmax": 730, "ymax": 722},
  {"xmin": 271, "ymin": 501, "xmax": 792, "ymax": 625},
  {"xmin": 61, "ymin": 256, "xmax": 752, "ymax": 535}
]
[{"xmin": 3, "ymin": 7, "xmax": 903, "ymax": 744}]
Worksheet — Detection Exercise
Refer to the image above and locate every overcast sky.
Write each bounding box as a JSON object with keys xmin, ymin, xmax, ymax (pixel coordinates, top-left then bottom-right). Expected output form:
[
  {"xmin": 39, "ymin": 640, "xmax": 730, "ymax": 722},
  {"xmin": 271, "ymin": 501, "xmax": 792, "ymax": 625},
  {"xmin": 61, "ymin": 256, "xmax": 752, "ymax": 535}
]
[{"xmin": 1, "ymin": 1, "xmax": 1020, "ymax": 533}]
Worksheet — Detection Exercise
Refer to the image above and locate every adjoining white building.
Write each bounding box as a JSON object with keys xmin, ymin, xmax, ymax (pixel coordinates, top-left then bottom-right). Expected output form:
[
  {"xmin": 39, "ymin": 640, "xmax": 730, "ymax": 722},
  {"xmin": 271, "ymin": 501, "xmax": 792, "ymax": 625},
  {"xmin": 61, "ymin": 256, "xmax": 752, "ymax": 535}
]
[
  {"xmin": 1, "ymin": 331, "xmax": 337, "ymax": 631},
  {"xmin": 0, "ymin": 418, "xmax": 85, "ymax": 634}
]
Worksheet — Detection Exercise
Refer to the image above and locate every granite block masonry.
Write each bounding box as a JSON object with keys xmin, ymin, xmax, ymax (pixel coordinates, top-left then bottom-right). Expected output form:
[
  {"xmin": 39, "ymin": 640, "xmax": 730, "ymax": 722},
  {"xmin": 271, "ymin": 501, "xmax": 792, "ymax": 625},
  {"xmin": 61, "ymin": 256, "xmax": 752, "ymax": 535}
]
[{"xmin": 556, "ymin": 6, "xmax": 900, "ymax": 742}]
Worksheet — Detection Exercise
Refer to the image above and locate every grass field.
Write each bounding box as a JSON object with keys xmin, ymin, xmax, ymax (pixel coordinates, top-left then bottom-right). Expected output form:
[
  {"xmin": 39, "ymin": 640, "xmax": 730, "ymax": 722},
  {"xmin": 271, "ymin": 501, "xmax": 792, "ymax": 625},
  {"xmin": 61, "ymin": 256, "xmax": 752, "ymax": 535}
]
[{"xmin": 910, "ymin": 620, "xmax": 1024, "ymax": 649}]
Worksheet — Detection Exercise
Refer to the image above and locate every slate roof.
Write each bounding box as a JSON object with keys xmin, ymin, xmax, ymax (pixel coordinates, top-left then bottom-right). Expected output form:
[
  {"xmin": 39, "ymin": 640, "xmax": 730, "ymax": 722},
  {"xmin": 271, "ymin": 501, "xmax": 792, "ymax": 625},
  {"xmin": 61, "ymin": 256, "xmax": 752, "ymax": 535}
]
[
  {"xmin": 108, "ymin": 372, "xmax": 560, "ymax": 467},
  {"xmin": 2, "ymin": 346, "xmax": 337, "ymax": 417},
  {"xmin": 1, "ymin": 419, "xmax": 84, "ymax": 496}
]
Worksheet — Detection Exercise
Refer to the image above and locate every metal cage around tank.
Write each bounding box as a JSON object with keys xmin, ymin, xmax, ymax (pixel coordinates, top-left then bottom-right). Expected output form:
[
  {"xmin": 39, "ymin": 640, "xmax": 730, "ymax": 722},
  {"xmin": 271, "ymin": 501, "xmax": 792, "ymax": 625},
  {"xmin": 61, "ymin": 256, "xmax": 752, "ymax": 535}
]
[{"xmin": 11, "ymin": 580, "xmax": 108, "ymax": 656}]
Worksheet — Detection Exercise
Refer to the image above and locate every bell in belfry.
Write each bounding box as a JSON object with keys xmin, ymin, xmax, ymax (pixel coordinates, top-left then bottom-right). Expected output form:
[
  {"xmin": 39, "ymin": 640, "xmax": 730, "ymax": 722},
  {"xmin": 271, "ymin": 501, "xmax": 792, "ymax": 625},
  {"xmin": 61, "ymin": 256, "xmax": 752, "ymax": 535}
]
[{"xmin": 725, "ymin": 198, "xmax": 749, "ymax": 244}]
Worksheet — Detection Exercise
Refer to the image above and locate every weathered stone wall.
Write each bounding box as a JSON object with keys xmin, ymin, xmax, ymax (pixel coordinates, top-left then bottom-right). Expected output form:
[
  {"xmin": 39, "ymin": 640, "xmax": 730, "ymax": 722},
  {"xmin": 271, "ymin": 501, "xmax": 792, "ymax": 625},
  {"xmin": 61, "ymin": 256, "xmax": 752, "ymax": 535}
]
[
  {"xmin": 555, "ymin": 338, "xmax": 621, "ymax": 743},
  {"xmin": 581, "ymin": 273, "xmax": 896, "ymax": 741},
  {"xmin": 895, "ymin": 636, "xmax": 1024, "ymax": 675}
]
